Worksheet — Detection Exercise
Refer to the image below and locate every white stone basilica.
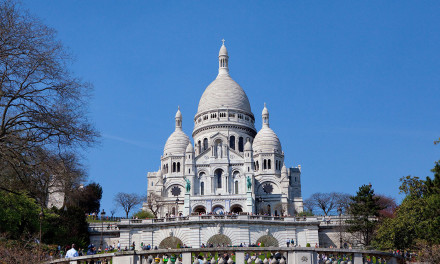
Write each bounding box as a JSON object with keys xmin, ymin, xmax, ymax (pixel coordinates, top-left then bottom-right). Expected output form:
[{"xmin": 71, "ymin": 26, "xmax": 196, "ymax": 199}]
[{"xmin": 145, "ymin": 41, "xmax": 304, "ymax": 218}]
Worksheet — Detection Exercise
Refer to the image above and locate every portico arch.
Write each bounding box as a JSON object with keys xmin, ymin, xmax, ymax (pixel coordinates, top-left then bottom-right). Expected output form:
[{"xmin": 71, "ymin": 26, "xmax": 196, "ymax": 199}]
[
  {"xmin": 230, "ymin": 204, "xmax": 243, "ymax": 214},
  {"xmin": 193, "ymin": 205, "xmax": 206, "ymax": 214},
  {"xmin": 207, "ymin": 234, "xmax": 232, "ymax": 246},
  {"xmin": 159, "ymin": 236, "xmax": 183, "ymax": 249},
  {"xmin": 256, "ymin": 235, "xmax": 279, "ymax": 247}
]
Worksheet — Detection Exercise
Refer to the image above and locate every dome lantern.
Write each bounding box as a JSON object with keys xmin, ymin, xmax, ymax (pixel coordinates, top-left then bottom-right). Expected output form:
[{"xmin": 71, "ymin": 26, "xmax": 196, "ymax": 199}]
[
  {"xmin": 218, "ymin": 39, "xmax": 229, "ymax": 76},
  {"xmin": 262, "ymin": 102, "xmax": 269, "ymax": 127},
  {"xmin": 175, "ymin": 106, "xmax": 182, "ymax": 130}
]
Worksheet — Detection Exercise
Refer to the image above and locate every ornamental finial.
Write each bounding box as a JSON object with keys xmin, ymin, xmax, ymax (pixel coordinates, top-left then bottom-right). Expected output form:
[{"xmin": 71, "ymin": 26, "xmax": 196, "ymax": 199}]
[{"xmin": 222, "ymin": 39, "xmax": 225, "ymax": 45}]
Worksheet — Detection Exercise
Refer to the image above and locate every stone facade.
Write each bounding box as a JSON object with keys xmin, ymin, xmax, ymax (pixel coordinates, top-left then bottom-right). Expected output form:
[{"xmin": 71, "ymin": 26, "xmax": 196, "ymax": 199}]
[{"xmin": 144, "ymin": 41, "xmax": 303, "ymax": 218}]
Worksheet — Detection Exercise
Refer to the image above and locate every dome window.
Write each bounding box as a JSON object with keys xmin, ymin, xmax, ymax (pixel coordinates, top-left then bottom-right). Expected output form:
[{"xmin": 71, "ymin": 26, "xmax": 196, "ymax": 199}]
[
  {"xmin": 203, "ymin": 138, "xmax": 208, "ymax": 151},
  {"xmin": 229, "ymin": 136, "xmax": 236, "ymax": 150},
  {"xmin": 238, "ymin": 137, "xmax": 244, "ymax": 152}
]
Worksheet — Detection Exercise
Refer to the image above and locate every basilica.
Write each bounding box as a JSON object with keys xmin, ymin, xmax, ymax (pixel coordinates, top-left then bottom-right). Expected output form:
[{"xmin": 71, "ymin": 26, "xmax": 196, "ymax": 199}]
[{"xmin": 145, "ymin": 41, "xmax": 304, "ymax": 218}]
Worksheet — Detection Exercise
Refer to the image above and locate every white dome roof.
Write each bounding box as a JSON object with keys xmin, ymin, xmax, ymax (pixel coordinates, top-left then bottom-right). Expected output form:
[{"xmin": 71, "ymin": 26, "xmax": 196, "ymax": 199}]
[
  {"xmin": 163, "ymin": 130, "xmax": 190, "ymax": 156},
  {"xmin": 197, "ymin": 74, "xmax": 252, "ymax": 114},
  {"xmin": 253, "ymin": 126, "xmax": 282, "ymax": 153}
]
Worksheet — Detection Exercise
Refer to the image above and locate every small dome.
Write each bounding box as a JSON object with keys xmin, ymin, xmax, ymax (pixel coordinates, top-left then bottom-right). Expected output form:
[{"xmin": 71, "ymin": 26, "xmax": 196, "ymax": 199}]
[
  {"xmin": 244, "ymin": 139, "xmax": 252, "ymax": 151},
  {"xmin": 175, "ymin": 107, "xmax": 182, "ymax": 119},
  {"xmin": 262, "ymin": 103, "xmax": 269, "ymax": 116},
  {"xmin": 219, "ymin": 44, "xmax": 228, "ymax": 56},
  {"xmin": 163, "ymin": 130, "xmax": 190, "ymax": 156},
  {"xmin": 253, "ymin": 126, "xmax": 282, "ymax": 153},
  {"xmin": 185, "ymin": 142, "xmax": 194, "ymax": 153}
]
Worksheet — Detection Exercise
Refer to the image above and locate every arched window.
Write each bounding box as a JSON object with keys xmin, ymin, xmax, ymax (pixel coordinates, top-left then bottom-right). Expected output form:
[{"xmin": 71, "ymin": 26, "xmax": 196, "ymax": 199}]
[
  {"xmin": 268, "ymin": 159, "xmax": 271, "ymax": 170},
  {"xmin": 235, "ymin": 181, "xmax": 239, "ymax": 194},
  {"xmin": 263, "ymin": 159, "xmax": 267, "ymax": 170},
  {"xmin": 201, "ymin": 182, "xmax": 205, "ymax": 195},
  {"xmin": 166, "ymin": 164, "xmax": 169, "ymax": 173},
  {"xmin": 238, "ymin": 137, "xmax": 244, "ymax": 152},
  {"xmin": 256, "ymin": 161, "xmax": 259, "ymax": 171},
  {"xmin": 177, "ymin": 162, "xmax": 180, "ymax": 172},
  {"xmin": 198, "ymin": 140, "xmax": 201, "ymax": 154},
  {"xmin": 267, "ymin": 204, "xmax": 271, "ymax": 215},
  {"xmin": 172, "ymin": 162, "xmax": 176, "ymax": 172},
  {"xmin": 171, "ymin": 207, "xmax": 176, "ymax": 215},
  {"xmin": 215, "ymin": 169, "xmax": 222, "ymax": 189},
  {"xmin": 203, "ymin": 138, "xmax": 208, "ymax": 150},
  {"xmin": 229, "ymin": 136, "xmax": 235, "ymax": 150}
]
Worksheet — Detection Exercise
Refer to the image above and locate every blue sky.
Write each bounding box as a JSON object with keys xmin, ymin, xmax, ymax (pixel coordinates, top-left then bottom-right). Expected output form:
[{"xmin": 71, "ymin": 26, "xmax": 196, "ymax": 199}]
[{"xmin": 23, "ymin": 1, "xmax": 440, "ymax": 216}]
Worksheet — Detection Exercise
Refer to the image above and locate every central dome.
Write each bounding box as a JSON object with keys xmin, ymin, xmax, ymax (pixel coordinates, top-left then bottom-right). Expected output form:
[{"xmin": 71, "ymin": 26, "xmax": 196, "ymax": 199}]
[{"xmin": 197, "ymin": 74, "xmax": 252, "ymax": 114}]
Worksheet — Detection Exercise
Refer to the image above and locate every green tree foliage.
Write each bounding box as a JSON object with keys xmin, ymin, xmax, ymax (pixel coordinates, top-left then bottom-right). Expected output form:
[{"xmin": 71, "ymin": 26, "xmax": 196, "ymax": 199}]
[
  {"xmin": 374, "ymin": 161, "xmax": 440, "ymax": 251},
  {"xmin": 42, "ymin": 207, "xmax": 89, "ymax": 248},
  {"xmin": 0, "ymin": 190, "xmax": 40, "ymax": 239},
  {"xmin": 346, "ymin": 184, "xmax": 383, "ymax": 247},
  {"xmin": 132, "ymin": 210, "xmax": 155, "ymax": 219}
]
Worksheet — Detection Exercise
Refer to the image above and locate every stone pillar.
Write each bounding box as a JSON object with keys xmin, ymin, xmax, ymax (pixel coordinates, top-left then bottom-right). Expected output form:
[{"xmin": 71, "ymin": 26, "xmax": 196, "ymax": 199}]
[
  {"xmin": 184, "ymin": 193, "xmax": 190, "ymax": 215},
  {"xmin": 287, "ymin": 251, "xmax": 315, "ymax": 264},
  {"xmin": 113, "ymin": 255, "xmax": 141, "ymax": 264},
  {"xmin": 235, "ymin": 252, "xmax": 245, "ymax": 264},
  {"xmin": 353, "ymin": 253, "xmax": 363, "ymax": 264},
  {"xmin": 182, "ymin": 252, "xmax": 192, "ymax": 264},
  {"xmin": 246, "ymin": 190, "xmax": 253, "ymax": 213}
]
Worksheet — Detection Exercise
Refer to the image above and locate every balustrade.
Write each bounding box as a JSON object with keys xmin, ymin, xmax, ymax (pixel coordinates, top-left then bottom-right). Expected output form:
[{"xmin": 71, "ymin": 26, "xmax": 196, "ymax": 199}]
[{"xmin": 46, "ymin": 247, "xmax": 400, "ymax": 264}]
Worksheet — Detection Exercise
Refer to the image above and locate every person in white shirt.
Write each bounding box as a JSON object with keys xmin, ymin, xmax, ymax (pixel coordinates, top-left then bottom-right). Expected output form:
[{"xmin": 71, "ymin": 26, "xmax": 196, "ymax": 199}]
[{"xmin": 65, "ymin": 244, "xmax": 79, "ymax": 258}]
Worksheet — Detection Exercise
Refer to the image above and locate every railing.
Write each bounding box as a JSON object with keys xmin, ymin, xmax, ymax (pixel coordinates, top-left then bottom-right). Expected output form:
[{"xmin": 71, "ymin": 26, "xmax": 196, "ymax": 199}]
[
  {"xmin": 45, "ymin": 247, "xmax": 402, "ymax": 264},
  {"xmin": 118, "ymin": 215, "xmax": 325, "ymax": 226}
]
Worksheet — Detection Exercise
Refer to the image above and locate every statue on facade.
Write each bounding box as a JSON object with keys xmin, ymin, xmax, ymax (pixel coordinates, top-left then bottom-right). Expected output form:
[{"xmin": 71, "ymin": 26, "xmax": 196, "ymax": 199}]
[
  {"xmin": 247, "ymin": 176, "xmax": 252, "ymax": 191},
  {"xmin": 184, "ymin": 177, "xmax": 191, "ymax": 193},
  {"xmin": 217, "ymin": 143, "xmax": 222, "ymax": 158}
]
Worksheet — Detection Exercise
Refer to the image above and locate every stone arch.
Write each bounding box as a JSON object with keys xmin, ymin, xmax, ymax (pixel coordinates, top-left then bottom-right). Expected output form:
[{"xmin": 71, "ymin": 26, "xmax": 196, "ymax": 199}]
[
  {"xmin": 230, "ymin": 204, "xmax": 243, "ymax": 214},
  {"xmin": 193, "ymin": 205, "xmax": 206, "ymax": 214},
  {"xmin": 207, "ymin": 234, "xmax": 232, "ymax": 246},
  {"xmin": 212, "ymin": 205, "xmax": 224, "ymax": 214},
  {"xmin": 159, "ymin": 236, "xmax": 183, "ymax": 249},
  {"xmin": 256, "ymin": 235, "xmax": 279, "ymax": 247}
]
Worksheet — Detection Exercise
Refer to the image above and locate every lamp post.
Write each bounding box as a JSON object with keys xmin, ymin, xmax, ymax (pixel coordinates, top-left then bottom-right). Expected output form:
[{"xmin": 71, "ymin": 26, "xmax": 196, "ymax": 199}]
[
  {"xmin": 38, "ymin": 209, "xmax": 44, "ymax": 261},
  {"xmin": 100, "ymin": 209, "xmax": 106, "ymax": 247},
  {"xmin": 337, "ymin": 207, "xmax": 343, "ymax": 248}
]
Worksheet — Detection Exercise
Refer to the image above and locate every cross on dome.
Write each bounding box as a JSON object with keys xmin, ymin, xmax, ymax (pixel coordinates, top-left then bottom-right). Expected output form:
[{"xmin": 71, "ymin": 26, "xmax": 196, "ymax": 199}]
[{"xmin": 221, "ymin": 39, "xmax": 225, "ymax": 45}]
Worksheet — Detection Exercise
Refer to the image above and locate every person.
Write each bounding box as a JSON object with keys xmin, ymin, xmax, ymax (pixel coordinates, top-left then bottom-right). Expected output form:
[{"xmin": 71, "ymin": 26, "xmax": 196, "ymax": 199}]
[
  {"xmin": 286, "ymin": 238, "xmax": 290, "ymax": 247},
  {"xmin": 65, "ymin": 244, "xmax": 79, "ymax": 258},
  {"xmin": 290, "ymin": 239, "xmax": 294, "ymax": 246},
  {"xmin": 87, "ymin": 244, "xmax": 96, "ymax": 255}
]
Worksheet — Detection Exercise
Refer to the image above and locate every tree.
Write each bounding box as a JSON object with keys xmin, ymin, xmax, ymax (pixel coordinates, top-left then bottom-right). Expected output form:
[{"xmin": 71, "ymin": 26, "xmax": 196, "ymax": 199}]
[
  {"xmin": 346, "ymin": 184, "xmax": 383, "ymax": 247},
  {"xmin": 145, "ymin": 192, "xmax": 163, "ymax": 218},
  {"xmin": 0, "ymin": 0, "xmax": 98, "ymax": 203},
  {"xmin": 375, "ymin": 194, "xmax": 397, "ymax": 219},
  {"xmin": 114, "ymin": 192, "xmax": 142, "ymax": 218},
  {"xmin": 68, "ymin": 182, "xmax": 103, "ymax": 214},
  {"xmin": 304, "ymin": 192, "xmax": 350, "ymax": 215}
]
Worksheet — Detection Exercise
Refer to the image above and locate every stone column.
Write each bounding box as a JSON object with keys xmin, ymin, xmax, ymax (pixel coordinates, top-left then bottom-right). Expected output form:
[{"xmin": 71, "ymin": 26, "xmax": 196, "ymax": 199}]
[
  {"xmin": 182, "ymin": 252, "xmax": 192, "ymax": 264},
  {"xmin": 235, "ymin": 252, "xmax": 245, "ymax": 264},
  {"xmin": 113, "ymin": 255, "xmax": 141, "ymax": 264},
  {"xmin": 353, "ymin": 253, "xmax": 363, "ymax": 264}
]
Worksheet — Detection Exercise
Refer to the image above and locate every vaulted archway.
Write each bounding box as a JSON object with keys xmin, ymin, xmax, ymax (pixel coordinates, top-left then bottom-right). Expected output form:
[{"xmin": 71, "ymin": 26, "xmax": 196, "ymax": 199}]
[
  {"xmin": 207, "ymin": 234, "xmax": 232, "ymax": 246},
  {"xmin": 256, "ymin": 235, "xmax": 279, "ymax": 247},
  {"xmin": 159, "ymin": 236, "xmax": 183, "ymax": 249}
]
